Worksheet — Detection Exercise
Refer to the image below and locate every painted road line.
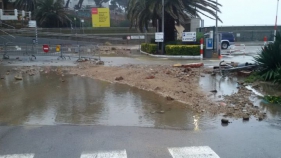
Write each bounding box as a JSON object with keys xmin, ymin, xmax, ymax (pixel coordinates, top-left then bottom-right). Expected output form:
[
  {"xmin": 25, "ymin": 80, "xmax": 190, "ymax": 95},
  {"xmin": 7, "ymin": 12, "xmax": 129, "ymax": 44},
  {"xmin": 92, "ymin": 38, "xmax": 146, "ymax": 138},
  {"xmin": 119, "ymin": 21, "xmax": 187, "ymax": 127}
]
[
  {"xmin": 168, "ymin": 146, "xmax": 220, "ymax": 158},
  {"xmin": 80, "ymin": 150, "xmax": 127, "ymax": 158},
  {"xmin": 0, "ymin": 154, "xmax": 35, "ymax": 158}
]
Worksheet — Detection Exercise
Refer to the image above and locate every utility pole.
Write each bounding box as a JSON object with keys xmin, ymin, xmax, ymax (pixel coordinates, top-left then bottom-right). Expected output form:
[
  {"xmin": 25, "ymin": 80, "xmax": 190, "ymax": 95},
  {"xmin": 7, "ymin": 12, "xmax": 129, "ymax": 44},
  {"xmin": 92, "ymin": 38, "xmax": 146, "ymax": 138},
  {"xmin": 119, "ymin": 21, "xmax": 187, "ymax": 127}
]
[
  {"xmin": 274, "ymin": 0, "xmax": 280, "ymax": 42},
  {"xmin": 161, "ymin": 0, "xmax": 165, "ymax": 54},
  {"xmin": 215, "ymin": 0, "xmax": 219, "ymax": 54}
]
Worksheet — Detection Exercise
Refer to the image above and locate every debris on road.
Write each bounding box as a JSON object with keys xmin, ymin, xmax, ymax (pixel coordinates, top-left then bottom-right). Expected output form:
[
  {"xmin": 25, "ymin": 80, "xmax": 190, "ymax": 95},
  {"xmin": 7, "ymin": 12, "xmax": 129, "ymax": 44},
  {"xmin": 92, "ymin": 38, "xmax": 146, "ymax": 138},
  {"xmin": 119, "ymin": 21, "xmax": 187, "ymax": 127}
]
[
  {"xmin": 115, "ymin": 76, "xmax": 124, "ymax": 81},
  {"xmin": 166, "ymin": 96, "xmax": 174, "ymax": 101},
  {"xmin": 145, "ymin": 75, "xmax": 155, "ymax": 79},
  {"xmin": 14, "ymin": 75, "xmax": 23, "ymax": 80},
  {"xmin": 221, "ymin": 118, "xmax": 229, "ymax": 124}
]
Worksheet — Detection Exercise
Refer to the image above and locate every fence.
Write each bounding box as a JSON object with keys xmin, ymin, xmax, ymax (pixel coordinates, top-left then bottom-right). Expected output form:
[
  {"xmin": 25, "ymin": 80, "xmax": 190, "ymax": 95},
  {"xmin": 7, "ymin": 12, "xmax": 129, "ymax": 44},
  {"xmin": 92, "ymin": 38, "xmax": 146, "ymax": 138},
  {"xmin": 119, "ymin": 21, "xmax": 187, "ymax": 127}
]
[
  {"xmin": 0, "ymin": 28, "xmax": 154, "ymax": 45},
  {"xmin": 0, "ymin": 43, "xmax": 100, "ymax": 61},
  {"xmin": 197, "ymin": 26, "xmax": 278, "ymax": 42}
]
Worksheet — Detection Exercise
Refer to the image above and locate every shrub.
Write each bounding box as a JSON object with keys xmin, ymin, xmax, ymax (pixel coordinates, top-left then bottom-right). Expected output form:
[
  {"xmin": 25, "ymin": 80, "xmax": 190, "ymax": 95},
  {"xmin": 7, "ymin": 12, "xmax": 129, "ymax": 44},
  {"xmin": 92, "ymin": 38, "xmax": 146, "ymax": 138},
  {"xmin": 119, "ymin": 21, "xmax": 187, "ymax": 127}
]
[
  {"xmin": 244, "ymin": 72, "xmax": 262, "ymax": 83},
  {"xmin": 141, "ymin": 43, "xmax": 157, "ymax": 54},
  {"xmin": 165, "ymin": 45, "xmax": 200, "ymax": 56},
  {"xmin": 104, "ymin": 42, "xmax": 112, "ymax": 46},
  {"xmin": 274, "ymin": 67, "xmax": 281, "ymax": 84},
  {"xmin": 141, "ymin": 43, "xmax": 148, "ymax": 52},
  {"xmin": 264, "ymin": 95, "xmax": 281, "ymax": 104},
  {"xmin": 254, "ymin": 32, "xmax": 281, "ymax": 81}
]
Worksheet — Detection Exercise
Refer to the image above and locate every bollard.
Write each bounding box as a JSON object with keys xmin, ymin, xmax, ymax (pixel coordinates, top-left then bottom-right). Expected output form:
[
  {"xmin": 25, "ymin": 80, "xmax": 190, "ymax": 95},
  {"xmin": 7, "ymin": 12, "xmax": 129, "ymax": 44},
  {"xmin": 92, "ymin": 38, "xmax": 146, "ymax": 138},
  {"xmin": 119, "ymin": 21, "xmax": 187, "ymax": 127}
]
[{"xmin": 263, "ymin": 36, "xmax": 268, "ymax": 46}]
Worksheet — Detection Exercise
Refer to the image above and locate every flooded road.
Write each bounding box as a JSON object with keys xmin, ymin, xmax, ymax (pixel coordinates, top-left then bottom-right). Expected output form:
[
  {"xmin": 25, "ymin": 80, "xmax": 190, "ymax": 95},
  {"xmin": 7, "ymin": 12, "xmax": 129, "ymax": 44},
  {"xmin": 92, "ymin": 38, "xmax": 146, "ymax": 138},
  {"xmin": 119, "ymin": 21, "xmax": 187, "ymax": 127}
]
[
  {"xmin": 0, "ymin": 45, "xmax": 281, "ymax": 130},
  {"xmin": 1, "ymin": 65, "xmax": 281, "ymax": 131},
  {"xmin": 0, "ymin": 67, "xmax": 220, "ymax": 130}
]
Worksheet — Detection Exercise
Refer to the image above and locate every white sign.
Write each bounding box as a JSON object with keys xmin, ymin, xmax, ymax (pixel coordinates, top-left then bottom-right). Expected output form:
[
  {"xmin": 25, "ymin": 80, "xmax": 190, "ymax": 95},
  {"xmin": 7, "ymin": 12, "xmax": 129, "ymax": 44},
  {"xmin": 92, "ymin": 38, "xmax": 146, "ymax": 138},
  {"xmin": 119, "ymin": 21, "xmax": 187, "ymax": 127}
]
[
  {"xmin": 81, "ymin": 19, "xmax": 84, "ymax": 23},
  {"xmin": 236, "ymin": 33, "xmax": 240, "ymax": 37},
  {"xmin": 28, "ymin": 20, "xmax": 37, "ymax": 28},
  {"xmin": 182, "ymin": 32, "xmax": 196, "ymax": 42},
  {"xmin": 131, "ymin": 35, "xmax": 145, "ymax": 40},
  {"xmin": 155, "ymin": 32, "xmax": 164, "ymax": 42}
]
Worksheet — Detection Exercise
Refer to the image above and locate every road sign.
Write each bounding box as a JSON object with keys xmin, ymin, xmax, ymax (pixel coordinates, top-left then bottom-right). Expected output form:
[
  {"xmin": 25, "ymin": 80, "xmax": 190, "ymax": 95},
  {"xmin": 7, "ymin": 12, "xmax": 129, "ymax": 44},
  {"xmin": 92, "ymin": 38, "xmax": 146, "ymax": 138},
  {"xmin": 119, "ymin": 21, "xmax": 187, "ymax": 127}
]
[
  {"xmin": 182, "ymin": 32, "xmax": 196, "ymax": 42},
  {"xmin": 206, "ymin": 38, "xmax": 213, "ymax": 50},
  {"xmin": 155, "ymin": 32, "xmax": 163, "ymax": 42},
  {"xmin": 56, "ymin": 45, "xmax": 61, "ymax": 52},
  {"xmin": 42, "ymin": 44, "xmax": 49, "ymax": 53},
  {"xmin": 28, "ymin": 20, "xmax": 36, "ymax": 28},
  {"xmin": 131, "ymin": 35, "xmax": 145, "ymax": 40}
]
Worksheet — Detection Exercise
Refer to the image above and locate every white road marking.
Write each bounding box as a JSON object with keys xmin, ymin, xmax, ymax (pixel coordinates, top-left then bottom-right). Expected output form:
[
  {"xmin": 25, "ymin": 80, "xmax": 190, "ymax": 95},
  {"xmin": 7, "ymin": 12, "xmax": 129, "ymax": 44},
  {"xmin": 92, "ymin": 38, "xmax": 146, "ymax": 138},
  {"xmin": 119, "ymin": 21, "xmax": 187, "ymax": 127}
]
[
  {"xmin": 0, "ymin": 154, "xmax": 34, "ymax": 158},
  {"xmin": 168, "ymin": 146, "xmax": 220, "ymax": 158},
  {"xmin": 80, "ymin": 150, "xmax": 127, "ymax": 158}
]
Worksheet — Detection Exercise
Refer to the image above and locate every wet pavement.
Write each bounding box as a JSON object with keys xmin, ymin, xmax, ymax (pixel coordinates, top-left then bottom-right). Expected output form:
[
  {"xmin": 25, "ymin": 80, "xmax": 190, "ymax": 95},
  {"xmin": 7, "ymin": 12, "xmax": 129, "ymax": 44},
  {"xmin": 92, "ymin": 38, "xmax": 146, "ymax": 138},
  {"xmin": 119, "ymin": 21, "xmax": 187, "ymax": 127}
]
[{"xmin": 1, "ymin": 45, "xmax": 281, "ymax": 157}]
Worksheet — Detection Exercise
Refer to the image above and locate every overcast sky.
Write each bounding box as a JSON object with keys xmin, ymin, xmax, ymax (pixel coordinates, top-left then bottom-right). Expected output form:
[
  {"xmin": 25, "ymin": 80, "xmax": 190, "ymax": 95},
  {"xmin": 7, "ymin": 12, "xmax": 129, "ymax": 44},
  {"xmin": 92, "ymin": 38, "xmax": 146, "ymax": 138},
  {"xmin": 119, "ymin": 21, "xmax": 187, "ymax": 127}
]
[{"xmin": 202, "ymin": 0, "xmax": 279, "ymax": 26}]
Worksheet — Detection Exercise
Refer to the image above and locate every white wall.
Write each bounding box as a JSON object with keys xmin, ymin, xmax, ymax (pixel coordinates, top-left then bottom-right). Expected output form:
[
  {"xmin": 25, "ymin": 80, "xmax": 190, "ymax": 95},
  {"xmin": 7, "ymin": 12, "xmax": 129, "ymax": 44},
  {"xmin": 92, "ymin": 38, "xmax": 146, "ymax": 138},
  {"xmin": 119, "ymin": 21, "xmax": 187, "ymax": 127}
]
[{"xmin": 65, "ymin": 0, "xmax": 109, "ymax": 9}]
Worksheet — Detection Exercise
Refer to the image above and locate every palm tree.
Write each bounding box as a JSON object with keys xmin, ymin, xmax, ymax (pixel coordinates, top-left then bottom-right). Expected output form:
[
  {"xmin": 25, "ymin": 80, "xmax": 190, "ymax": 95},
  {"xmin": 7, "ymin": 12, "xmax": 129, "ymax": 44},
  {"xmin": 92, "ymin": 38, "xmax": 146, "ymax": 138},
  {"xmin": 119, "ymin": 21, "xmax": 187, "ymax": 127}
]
[
  {"xmin": 65, "ymin": 0, "xmax": 71, "ymax": 8},
  {"xmin": 127, "ymin": 0, "xmax": 221, "ymax": 44},
  {"xmin": 35, "ymin": 0, "xmax": 71, "ymax": 27},
  {"xmin": 15, "ymin": 0, "xmax": 37, "ymax": 11}
]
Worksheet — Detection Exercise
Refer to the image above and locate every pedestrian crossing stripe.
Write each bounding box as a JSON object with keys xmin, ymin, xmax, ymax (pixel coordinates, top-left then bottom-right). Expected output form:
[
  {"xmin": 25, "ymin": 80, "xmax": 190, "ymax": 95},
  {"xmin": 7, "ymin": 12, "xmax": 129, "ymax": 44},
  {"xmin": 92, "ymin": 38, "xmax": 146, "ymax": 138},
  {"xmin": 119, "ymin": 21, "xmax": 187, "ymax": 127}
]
[
  {"xmin": 0, "ymin": 154, "xmax": 34, "ymax": 158},
  {"xmin": 168, "ymin": 146, "xmax": 220, "ymax": 158},
  {"xmin": 0, "ymin": 146, "xmax": 220, "ymax": 158},
  {"xmin": 80, "ymin": 150, "xmax": 127, "ymax": 158}
]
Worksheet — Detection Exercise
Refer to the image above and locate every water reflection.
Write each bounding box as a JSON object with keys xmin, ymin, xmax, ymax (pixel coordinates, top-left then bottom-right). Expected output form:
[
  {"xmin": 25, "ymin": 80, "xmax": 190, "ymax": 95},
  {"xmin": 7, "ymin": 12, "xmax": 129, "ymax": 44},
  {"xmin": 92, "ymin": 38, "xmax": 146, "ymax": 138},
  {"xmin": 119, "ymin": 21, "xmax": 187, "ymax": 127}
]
[
  {"xmin": 0, "ymin": 67, "xmax": 218, "ymax": 130},
  {"xmin": 200, "ymin": 74, "xmax": 281, "ymax": 121}
]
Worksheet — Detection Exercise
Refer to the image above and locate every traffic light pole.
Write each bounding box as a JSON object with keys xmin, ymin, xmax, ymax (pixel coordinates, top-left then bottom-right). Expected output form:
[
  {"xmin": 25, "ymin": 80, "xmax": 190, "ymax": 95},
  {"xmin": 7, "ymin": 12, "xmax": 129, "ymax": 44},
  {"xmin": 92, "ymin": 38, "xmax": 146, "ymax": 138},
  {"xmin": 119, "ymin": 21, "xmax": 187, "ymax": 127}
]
[
  {"xmin": 35, "ymin": 25, "xmax": 38, "ymax": 54},
  {"xmin": 274, "ymin": 0, "xmax": 279, "ymax": 42},
  {"xmin": 161, "ymin": 0, "xmax": 164, "ymax": 54}
]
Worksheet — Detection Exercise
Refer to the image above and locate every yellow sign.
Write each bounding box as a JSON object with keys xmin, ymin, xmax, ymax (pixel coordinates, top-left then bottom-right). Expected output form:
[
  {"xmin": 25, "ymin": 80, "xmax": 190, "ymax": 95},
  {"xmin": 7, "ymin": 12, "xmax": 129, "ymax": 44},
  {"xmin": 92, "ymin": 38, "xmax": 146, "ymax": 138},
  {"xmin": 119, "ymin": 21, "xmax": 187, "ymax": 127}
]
[
  {"xmin": 56, "ymin": 45, "xmax": 61, "ymax": 52},
  {"xmin": 92, "ymin": 8, "xmax": 110, "ymax": 27}
]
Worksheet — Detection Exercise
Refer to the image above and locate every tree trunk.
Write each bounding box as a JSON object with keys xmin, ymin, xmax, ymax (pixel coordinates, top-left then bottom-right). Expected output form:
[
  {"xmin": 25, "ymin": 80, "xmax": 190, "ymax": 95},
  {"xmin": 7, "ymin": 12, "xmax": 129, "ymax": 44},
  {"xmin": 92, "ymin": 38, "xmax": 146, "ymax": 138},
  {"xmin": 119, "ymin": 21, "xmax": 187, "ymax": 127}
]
[
  {"xmin": 77, "ymin": 0, "xmax": 84, "ymax": 9},
  {"xmin": 164, "ymin": 13, "xmax": 176, "ymax": 43},
  {"xmin": 157, "ymin": 13, "xmax": 175, "ymax": 54},
  {"xmin": 65, "ymin": 0, "xmax": 70, "ymax": 8}
]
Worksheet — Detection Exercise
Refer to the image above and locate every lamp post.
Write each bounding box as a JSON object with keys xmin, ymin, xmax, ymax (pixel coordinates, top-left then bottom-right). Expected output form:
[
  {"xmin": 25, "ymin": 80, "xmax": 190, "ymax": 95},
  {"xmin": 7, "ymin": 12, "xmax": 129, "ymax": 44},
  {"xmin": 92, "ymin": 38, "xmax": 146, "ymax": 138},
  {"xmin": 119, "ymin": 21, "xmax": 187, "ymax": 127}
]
[
  {"xmin": 274, "ymin": 0, "xmax": 280, "ymax": 42},
  {"xmin": 74, "ymin": 17, "xmax": 76, "ymax": 33},
  {"xmin": 161, "ymin": 0, "xmax": 164, "ymax": 54},
  {"xmin": 215, "ymin": 0, "xmax": 219, "ymax": 54}
]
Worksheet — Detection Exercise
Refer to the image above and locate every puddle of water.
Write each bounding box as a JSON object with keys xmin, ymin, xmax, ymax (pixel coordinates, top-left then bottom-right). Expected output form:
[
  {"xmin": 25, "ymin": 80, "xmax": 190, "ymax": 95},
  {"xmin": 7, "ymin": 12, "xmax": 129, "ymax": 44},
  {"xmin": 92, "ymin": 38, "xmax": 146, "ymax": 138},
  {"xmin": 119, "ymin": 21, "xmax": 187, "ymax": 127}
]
[
  {"xmin": 199, "ymin": 74, "xmax": 239, "ymax": 99},
  {"xmin": 200, "ymin": 74, "xmax": 281, "ymax": 122},
  {"xmin": 0, "ymin": 66, "xmax": 218, "ymax": 130}
]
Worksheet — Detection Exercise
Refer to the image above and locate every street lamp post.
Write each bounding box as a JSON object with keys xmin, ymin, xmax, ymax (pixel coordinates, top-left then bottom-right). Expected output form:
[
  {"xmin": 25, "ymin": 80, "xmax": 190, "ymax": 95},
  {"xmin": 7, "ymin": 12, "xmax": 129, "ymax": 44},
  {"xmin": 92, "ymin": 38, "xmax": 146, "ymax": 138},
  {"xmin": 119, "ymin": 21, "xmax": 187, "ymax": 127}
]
[
  {"xmin": 215, "ymin": 0, "xmax": 219, "ymax": 54},
  {"xmin": 161, "ymin": 0, "xmax": 164, "ymax": 54},
  {"xmin": 274, "ymin": 0, "xmax": 280, "ymax": 42}
]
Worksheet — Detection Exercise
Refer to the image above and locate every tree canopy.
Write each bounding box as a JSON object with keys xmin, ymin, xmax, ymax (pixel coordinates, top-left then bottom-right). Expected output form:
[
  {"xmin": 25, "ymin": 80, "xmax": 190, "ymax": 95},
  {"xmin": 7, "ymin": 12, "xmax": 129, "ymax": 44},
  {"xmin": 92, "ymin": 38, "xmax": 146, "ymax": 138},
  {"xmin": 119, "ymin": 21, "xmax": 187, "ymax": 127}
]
[
  {"xmin": 35, "ymin": 0, "xmax": 70, "ymax": 27},
  {"xmin": 127, "ymin": 0, "xmax": 221, "ymax": 33}
]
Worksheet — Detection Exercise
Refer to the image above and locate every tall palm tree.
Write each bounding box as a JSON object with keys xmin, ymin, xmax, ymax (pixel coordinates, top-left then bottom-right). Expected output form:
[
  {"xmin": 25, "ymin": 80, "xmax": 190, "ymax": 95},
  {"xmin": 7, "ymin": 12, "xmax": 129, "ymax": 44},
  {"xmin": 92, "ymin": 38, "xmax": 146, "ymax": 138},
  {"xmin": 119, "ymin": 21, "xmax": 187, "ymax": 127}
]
[
  {"xmin": 15, "ymin": 0, "xmax": 37, "ymax": 11},
  {"xmin": 65, "ymin": 0, "xmax": 70, "ymax": 8},
  {"xmin": 35, "ymin": 0, "xmax": 70, "ymax": 27},
  {"xmin": 127, "ymin": 0, "xmax": 221, "ymax": 43}
]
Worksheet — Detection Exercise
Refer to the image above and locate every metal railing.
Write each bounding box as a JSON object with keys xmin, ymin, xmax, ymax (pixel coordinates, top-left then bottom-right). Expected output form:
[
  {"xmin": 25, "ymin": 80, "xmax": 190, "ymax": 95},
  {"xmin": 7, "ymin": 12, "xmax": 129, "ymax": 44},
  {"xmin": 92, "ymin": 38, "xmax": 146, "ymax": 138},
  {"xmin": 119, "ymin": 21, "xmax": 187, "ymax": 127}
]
[{"xmin": 0, "ymin": 43, "xmax": 100, "ymax": 61}]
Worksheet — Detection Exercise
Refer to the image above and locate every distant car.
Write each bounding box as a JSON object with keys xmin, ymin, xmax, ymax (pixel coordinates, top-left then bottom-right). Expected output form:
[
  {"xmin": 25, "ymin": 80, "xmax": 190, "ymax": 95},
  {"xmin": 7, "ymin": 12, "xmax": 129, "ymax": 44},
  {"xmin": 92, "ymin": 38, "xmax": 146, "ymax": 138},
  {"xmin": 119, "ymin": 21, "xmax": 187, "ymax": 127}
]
[
  {"xmin": 203, "ymin": 32, "xmax": 235, "ymax": 49},
  {"xmin": 220, "ymin": 32, "xmax": 235, "ymax": 49}
]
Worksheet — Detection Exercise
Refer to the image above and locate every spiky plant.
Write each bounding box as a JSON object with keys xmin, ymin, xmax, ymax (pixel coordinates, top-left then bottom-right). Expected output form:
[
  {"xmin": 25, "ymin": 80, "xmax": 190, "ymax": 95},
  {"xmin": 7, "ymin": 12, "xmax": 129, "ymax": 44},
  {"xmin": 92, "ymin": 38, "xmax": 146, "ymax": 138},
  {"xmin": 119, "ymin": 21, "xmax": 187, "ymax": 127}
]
[{"xmin": 254, "ymin": 32, "xmax": 281, "ymax": 81}]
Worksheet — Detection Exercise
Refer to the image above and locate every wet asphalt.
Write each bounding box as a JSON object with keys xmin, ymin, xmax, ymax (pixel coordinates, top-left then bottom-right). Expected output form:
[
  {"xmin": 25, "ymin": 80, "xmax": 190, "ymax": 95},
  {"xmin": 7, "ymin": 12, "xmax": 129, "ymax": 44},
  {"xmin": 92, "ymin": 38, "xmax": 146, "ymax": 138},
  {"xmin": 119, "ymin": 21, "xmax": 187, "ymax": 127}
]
[{"xmin": 0, "ymin": 45, "xmax": 281, "ymax": 157}]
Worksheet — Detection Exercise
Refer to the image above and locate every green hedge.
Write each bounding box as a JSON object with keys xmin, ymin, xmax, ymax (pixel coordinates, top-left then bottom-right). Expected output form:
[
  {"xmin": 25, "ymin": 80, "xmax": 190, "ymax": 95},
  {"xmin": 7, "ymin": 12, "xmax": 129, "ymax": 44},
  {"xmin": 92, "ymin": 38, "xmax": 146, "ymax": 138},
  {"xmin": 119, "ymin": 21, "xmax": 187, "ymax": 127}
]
[
  {"xmin": 141, "ymin": 43, "xmax": 157, "ymax": 54},
  {"xmin": 165, "ymin": 45, "xmax": 200, "ymax": 56}
]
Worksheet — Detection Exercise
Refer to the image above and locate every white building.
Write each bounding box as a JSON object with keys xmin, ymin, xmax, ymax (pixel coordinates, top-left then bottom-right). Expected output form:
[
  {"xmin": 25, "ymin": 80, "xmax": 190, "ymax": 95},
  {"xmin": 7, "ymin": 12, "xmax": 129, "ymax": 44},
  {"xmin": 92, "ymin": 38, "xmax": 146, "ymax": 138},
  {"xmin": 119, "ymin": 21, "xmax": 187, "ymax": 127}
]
[{"xmin": 65, "ymin": 0, "xmax": 109, "ymax": 9}]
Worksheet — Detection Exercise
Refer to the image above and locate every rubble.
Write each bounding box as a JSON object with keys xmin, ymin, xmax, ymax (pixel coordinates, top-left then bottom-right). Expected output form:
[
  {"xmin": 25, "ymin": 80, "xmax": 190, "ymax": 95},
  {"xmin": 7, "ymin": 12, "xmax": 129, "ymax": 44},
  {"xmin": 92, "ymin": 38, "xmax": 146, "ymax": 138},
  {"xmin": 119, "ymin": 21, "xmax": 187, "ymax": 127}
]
[{"xmin": 115, "ymin": 76, "xmax": 124, "ymax": 81}]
